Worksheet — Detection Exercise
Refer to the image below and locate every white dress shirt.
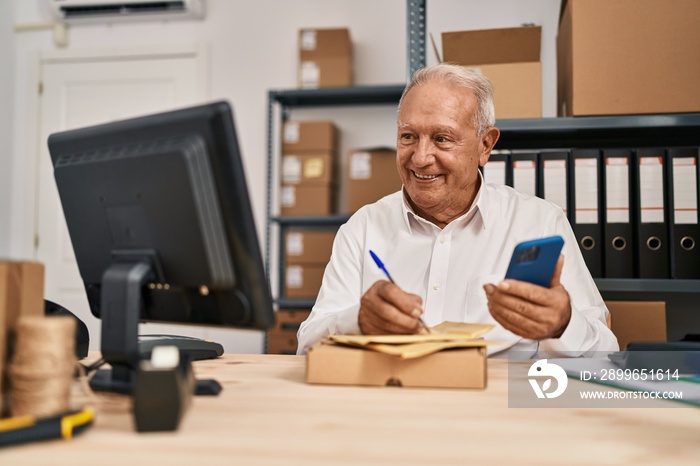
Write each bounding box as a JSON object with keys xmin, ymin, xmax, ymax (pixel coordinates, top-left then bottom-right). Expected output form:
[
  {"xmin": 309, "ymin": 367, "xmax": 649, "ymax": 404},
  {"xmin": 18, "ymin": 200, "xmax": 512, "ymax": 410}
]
[{"xmin": 296, "ymin": 177, "xmax": 619, "ymax": 357}]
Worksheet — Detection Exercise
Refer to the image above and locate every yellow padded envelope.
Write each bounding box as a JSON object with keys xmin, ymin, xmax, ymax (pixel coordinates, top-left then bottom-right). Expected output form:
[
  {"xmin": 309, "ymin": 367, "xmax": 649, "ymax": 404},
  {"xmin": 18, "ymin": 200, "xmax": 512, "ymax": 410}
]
[{"xmin": 328, "ymin": 322, "xmax": 505, "ymax": 359}]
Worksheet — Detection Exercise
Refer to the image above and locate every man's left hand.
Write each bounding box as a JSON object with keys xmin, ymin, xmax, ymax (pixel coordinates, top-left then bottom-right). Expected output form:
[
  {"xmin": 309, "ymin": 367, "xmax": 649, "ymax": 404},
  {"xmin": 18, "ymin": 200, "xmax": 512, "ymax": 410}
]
[{"xmin": 483, "ymin": 255, "xmax": 571, "ymax": 340}]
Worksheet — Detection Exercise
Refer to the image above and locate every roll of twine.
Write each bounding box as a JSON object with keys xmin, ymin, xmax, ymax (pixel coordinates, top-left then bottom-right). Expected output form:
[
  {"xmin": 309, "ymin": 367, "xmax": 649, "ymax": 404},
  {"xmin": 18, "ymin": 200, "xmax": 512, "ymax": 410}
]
[{"xmin": 8, "ymin": 315, "xmax": 76, "ymax": 418}]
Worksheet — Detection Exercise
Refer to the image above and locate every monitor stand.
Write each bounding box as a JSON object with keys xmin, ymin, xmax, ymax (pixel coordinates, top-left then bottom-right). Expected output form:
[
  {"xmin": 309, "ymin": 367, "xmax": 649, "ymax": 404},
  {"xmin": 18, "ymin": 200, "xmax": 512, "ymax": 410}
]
[{"xmin": 90, "ymin": 260, "xmax": 156, "ymax": 395}]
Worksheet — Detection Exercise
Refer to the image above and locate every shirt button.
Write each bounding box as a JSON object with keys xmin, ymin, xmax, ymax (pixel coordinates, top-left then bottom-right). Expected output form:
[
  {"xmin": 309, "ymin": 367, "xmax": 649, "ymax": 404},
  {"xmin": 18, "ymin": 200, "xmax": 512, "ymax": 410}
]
[
  {"xmin": 439, "ymin": 237, "xmax": 446, "ymax": 244},
  {"xmin": 433, "ymin": 283, "xmax": 440, "ymax": 291}
]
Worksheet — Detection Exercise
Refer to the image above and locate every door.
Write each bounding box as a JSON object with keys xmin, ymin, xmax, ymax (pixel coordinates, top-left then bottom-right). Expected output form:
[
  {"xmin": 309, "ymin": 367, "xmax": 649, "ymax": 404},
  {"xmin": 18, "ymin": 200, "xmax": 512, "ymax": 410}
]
[{"xmin": 35, "ymin": 45, "xmax": 207, "ymax": 350}]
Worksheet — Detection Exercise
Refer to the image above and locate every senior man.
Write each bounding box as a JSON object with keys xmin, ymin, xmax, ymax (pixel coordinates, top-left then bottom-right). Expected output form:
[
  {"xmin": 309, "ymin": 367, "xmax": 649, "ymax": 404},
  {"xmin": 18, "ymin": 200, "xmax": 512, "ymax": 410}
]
[{"xmin": 297, "ymin": 63, "xmax": 618, "ymax": 357}]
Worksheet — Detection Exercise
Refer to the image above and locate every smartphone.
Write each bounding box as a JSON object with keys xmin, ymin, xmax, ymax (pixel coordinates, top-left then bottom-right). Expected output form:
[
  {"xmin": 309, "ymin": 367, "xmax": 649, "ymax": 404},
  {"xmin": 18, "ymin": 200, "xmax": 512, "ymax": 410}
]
[{"xmin": 504, "ymin": 235, "xmax": 564, "ymax": 287}]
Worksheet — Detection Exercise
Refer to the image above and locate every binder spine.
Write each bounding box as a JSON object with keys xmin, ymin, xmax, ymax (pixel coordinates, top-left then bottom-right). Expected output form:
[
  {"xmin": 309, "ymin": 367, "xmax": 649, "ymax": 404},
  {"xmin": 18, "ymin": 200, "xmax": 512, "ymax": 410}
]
[
  {"xmin": 602, "ymin": 150, "xmax": 635, "ymax": 278},
  {"xmin": 634, "ymin": 148, "xmax": 670, "ymax": 278},
  {"xmin": 571, "ymin": 149, "xmax": 603, "ymax": 278},
  {"xmin": 511, "ymin": 151, "xmax": 538, "ymax": 197},
  {"xmin": 538, "ymin": 150, "xmax": 570, "ymax": 219},
  {"xmin": 668, "ymin": 147, "xmax": 700, "ymax": 279},
  {"xmin": 484, "ymin": 151, "xmax": 511, "ymax": 187}
]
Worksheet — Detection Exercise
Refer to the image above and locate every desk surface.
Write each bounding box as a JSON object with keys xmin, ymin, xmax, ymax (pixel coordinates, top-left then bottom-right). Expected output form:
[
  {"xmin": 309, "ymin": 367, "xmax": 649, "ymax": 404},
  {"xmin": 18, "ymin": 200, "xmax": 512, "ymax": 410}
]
[{"xmin": 3, "ymin": 355, "xmax": 700, "ymax": 465}]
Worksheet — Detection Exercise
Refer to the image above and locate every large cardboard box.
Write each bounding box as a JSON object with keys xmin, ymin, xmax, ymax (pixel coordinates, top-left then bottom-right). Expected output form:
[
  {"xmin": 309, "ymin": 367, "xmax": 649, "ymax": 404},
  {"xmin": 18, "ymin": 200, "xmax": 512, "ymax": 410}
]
[
  {"xmin": 557, "ymin": 0, "xmax": 700, "ymax": 116},
  {"xmin": 280, "ymin": 184, "xmax": 333, "ymax": 216},
  {"xmin": 282, "ymin": 121, "xmax": 338, "ymax": 153},
  {"xmin": 605, "ymin": 301, "xmax": 667, "ymax": 350},
  {"xmin": 284, "ymin": 263, "xmax": 326, "ymax": 299},
  {"xmin": 307, "ymin": 341, "xmax": 487, "ymax": 389},
  {"xmin": 298, "ymin": 28, "xmax": 352, "ymax": 88},
  {"xmin": 0, "ymin": 261, "xmax": 45, "ymax": 416},
  {"xmin": 345, "ymin": 148, "xmax": 402, "ymax": 213},
  {"xmin": 442, "ymin": 26, "xmax": 542, "ymax": 119},
  {"xmin": 285, "ymin": 229, "xmax": 336, "ymax": 265}
]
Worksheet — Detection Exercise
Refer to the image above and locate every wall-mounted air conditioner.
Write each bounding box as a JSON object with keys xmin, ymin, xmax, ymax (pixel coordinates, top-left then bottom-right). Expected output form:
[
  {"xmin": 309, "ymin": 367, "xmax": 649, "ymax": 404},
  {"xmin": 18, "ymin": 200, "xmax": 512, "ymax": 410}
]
[{"xmin": 47, "ymin": 0, "xmax": 205, "ymax": 23}]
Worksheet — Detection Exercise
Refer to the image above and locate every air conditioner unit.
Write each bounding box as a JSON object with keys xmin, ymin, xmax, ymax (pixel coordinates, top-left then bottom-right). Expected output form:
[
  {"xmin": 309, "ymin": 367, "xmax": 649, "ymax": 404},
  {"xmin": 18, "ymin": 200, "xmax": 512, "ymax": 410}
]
[{"xmin": 47, "ymin": 0, "xmax": 205, "ymax": 23}]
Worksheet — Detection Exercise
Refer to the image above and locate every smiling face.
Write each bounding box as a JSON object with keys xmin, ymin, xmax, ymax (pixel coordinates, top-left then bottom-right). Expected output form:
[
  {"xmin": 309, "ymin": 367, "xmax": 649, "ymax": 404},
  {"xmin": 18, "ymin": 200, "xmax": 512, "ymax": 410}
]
[{"xmin": 396, "ymin": 79, "xmax": 499, "ymax": 227}]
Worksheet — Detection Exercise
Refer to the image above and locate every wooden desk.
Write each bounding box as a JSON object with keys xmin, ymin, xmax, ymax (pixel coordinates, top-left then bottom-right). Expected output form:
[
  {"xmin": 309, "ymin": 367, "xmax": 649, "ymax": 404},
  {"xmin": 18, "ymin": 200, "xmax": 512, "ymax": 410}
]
[{"xmin": 3, "ymin": 355, "xmax": 699, "ymax": 465}]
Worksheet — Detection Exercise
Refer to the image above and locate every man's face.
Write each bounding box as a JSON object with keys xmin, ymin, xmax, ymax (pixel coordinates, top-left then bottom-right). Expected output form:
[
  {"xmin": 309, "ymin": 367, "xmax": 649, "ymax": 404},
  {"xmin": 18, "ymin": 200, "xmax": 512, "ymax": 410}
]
[{"xmin": 396, "ymin": 79, "xmax": 498, "ymax": 226}]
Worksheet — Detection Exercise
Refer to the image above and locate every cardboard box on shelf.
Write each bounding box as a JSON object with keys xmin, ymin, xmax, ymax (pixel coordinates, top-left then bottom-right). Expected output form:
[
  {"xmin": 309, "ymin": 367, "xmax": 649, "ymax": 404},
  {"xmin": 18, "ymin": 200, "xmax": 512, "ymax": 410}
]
[
  {"xmin": 273, "ymin": 309, "xmax": 311, "ymax": 333},
  {"xmin": 285, "ymin": 230, "xmax": 336, "ymax": 265},
  {"xmin": 284, "ymin": 263, "xmax": 326, "ymax": 299},
  {"xmin": 266, "ymin": 310, "xmax": 311, "ymax": 355},
  {"xmin": 557, "ymin": 0, "xmax": 700, "ymax": 116},
  {"xmin": 306, "ymin": 341, "xmax": 487, "ymax": 389},
  {"xmin": 282, "ymin": 120, "xmax": 338, "ymax": 153},
  {"xmin": 298, "ymin": 28, "xmax": 352, "ymax": 88},
  {"xmin": 266, "ymin": 330, "xmax": 300, "ymax": 355},
  {"xmin": 281, "ymin": 153, "xmax": 334, "ymax": 185},
  {"xmin": 442, "ymin": 26, "xmax": 542, "ymax": 119},
  {"xmin": 605, "ymin": 301, "xmax": 667, "ymax": 350},
  {"xmin": 345, "ymin": 147, "xmax": 402, "ymax": 213},
  {"xmin": 280, "ymin": 184, "xmax": 334, "ymax": 216}
]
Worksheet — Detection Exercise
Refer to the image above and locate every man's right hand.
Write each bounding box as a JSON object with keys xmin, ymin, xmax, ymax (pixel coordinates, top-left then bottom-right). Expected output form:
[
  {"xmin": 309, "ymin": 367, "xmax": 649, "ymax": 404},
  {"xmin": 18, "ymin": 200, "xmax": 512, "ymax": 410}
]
[{"xmin": 358, "ymin": 280, "xmax": 425, "ymax": 335}]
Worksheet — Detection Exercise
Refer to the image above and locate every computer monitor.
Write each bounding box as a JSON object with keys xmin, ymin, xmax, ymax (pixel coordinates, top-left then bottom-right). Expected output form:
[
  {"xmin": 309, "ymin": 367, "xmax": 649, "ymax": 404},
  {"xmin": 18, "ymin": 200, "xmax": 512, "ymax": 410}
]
[{"xmin": 47, "ymin": 101, "xmax": 274, "ymax": 392}]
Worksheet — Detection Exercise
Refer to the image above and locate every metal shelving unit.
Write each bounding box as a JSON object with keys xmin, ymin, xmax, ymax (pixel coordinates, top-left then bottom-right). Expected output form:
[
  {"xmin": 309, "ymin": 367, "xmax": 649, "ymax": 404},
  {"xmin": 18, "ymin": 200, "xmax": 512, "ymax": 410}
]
[
  {"xmin": 264, "ymin": 0, "xmax": 427, "ymax": 309},
  {"xmin": 264, "ymin": 2, "xmax": 699, "ymax": 338}
]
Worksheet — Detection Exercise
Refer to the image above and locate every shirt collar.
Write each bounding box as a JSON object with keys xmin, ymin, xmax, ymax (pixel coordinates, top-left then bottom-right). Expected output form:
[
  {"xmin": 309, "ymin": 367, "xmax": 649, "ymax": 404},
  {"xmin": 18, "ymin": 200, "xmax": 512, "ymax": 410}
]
[{"xmin": 399, "ymin": 170, "xmax": 490, "ymax": 234}]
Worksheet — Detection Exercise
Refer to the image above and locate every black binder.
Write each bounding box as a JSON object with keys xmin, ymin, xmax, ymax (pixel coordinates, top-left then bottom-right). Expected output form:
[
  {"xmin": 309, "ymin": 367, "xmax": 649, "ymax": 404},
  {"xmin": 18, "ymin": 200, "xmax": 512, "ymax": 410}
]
[
  {"xmin": 511, "ymin": 151, "xmax": 538, "ymax": 197},
  {"xmin": 570, "ymin": 149, "xmax": 603, "ymax": 278},
  {"xmin": 667, "ymin": 147, "xmax": 700, "ymax": 279},
  {"xmin": 602, "ymin": 149, "xmax": 635, "ymax": 278},
  {"xmin": 634, "ymin": 148, "xmax": 670, "ymax": 278},
  {"xmin": 484, "ymin": 151, "xmax": 511, "ymax": 186},
  {"xmin": 538, "ymin": 150, "xmax": 571, "ymax": 218}
]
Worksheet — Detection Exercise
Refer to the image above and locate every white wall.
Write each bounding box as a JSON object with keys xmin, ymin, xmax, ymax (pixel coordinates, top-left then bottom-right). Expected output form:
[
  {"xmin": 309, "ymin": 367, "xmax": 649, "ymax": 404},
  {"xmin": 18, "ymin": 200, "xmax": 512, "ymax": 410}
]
[
  {"xmin": 0, "ymin": 0, "xmax": 15, "ymax": 258},
  {"xmin": 7, "ymin": 0, "xmax": 561, "ymax": 352}
]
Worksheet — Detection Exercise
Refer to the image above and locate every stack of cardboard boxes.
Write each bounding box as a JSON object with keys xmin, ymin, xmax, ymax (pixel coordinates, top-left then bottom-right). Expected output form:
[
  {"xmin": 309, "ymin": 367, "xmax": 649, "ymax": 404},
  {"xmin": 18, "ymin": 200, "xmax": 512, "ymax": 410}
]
[
  {"xmin": 280, "ymin": 120, "xmax": 338, "ymax": 216},
  {"xmin": 283, "ymin": 228, "xmax": 335, "ymax": 300},
  {"xmin": 268, "ymin": 228, "xmax": 336, "ymax": 354},
  {"xmin": 298, "ymin": 27, "xmax": 352, "ymax": 89}
]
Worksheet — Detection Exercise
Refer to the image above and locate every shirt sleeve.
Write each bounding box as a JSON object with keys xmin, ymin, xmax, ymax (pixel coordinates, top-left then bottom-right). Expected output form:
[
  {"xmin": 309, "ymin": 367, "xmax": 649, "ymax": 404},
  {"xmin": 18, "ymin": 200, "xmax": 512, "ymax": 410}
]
[
  {"xmin": 296, "ymin": 215, "xmax": 365, "ymax": 355},
  {"xmin": 538, "ymin": 210, "xmax": 620, "ymax": 356}
]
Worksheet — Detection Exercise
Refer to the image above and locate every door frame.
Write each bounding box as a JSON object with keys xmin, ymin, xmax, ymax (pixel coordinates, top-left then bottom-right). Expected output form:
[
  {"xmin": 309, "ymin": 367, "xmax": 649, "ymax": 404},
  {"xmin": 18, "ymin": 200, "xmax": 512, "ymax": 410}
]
[{"xmin": 12, "ymin": 43, "xmax": 209, "ymax": 262}]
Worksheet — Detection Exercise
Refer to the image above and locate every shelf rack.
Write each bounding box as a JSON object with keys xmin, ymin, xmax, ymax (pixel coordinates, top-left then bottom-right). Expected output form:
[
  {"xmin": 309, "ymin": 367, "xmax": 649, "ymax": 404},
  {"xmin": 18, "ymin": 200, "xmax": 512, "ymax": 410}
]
[{"xmin": 263, "ymin": 1, "xmax": 699, "ymax": 338}]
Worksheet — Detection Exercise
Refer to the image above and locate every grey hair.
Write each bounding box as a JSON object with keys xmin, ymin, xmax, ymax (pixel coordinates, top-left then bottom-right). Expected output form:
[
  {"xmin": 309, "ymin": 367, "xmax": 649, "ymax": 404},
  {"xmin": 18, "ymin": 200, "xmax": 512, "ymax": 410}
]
[{"xmin": 398, "ymin": 63, "xmax": 496, "ymax": 135}]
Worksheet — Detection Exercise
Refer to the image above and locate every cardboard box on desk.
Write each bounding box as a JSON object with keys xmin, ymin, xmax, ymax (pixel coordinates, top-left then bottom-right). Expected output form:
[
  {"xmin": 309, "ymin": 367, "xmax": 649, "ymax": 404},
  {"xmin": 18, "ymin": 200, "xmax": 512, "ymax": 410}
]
[
  {"xmin": 298, "ymin": 28, "xmax": 352, "ymax": 88},
  {"xmin": 307, "ymin": 341, "xmax": 487, "ymax": 389},
  {"xmin": 557, "ymin": 0, "xmax": 700, "ymax": 116},
  {"xmin": 442, "ymin": 26, "xmax": 542, "ymax": 119},
  {"xmin": 306, "ymin": 323, "xmax": 499, "ymax": 389}
]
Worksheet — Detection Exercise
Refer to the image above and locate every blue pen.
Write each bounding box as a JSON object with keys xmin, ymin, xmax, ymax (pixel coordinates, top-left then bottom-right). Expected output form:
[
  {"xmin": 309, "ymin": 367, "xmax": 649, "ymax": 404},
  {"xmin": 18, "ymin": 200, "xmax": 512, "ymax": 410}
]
[{"xmin": 369, "ymin": 250, "xmax": 430, "ymax": 333}]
